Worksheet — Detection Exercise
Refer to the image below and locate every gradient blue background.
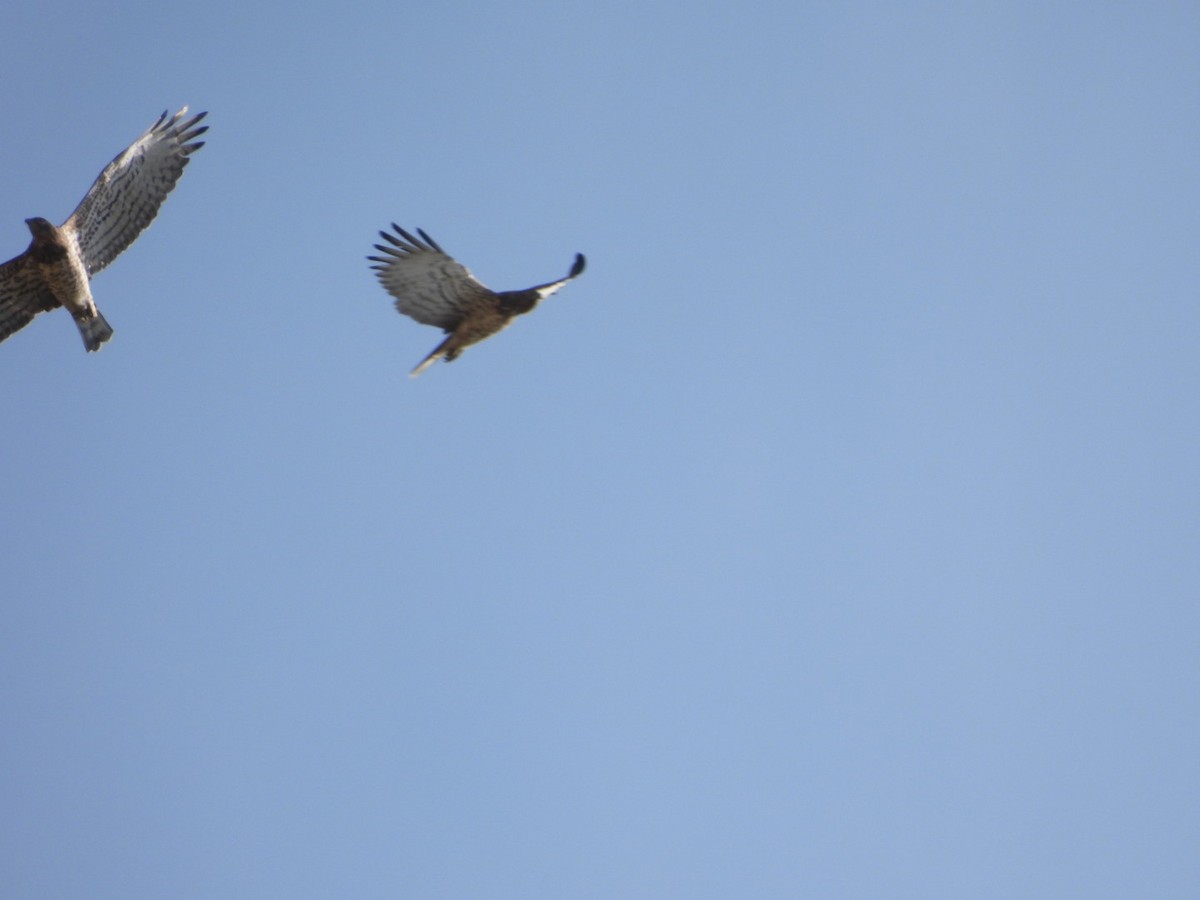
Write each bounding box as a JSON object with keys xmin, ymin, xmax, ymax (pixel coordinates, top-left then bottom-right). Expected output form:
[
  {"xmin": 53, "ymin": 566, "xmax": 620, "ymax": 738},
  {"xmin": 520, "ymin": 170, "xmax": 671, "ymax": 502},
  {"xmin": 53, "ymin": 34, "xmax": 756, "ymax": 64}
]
[{"xmin": 2, "ymin": 2, "xmax": 1197, "ymax": 897}]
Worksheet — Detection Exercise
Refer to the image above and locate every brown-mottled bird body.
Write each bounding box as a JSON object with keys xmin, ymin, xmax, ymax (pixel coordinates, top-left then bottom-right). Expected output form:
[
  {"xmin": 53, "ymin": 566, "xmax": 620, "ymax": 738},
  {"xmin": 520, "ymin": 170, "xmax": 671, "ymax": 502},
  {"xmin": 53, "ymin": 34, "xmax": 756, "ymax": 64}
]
[
  {"xmin": 0, "ymin": 108, "xmax": 207, "ymax": 351},
  {"xmin": 369, "ymin": 225, "xmax": 585, "ymax": 376}
]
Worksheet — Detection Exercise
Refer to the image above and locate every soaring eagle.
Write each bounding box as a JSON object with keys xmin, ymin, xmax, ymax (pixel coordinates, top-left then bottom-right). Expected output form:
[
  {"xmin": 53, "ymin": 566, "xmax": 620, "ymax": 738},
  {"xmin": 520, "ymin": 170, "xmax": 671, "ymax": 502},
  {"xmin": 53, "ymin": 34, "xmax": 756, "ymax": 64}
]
[
  {"xmin": 369, "ymin": 225, "xmax": 586, "ymax": 377},
  {"xmin": 0, "ymin": 107, "xmax": 207, "ymax": 352}
]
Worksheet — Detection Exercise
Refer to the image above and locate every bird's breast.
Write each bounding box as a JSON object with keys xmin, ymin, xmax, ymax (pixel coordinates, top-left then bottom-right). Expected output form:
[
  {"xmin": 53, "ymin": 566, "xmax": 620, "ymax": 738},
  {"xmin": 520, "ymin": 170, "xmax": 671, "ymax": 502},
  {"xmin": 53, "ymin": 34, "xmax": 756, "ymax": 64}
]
[{"xmin": 35, "ymin": 243, "xmax": 93, "ymax": 311}]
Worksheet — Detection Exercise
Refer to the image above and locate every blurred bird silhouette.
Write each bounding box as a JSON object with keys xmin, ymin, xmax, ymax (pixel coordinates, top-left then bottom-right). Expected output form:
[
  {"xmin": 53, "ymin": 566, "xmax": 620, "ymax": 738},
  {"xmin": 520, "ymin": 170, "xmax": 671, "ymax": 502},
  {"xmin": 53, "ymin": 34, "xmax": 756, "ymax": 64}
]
[{"xmin": 369, "ymin": 224, "xmax": 585, "ymax": 377}]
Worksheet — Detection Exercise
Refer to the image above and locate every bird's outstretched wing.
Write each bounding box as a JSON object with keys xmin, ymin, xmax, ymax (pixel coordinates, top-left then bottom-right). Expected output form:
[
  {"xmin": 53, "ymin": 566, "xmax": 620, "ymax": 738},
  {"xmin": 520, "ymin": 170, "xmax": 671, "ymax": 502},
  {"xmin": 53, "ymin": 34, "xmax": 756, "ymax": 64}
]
[
  {"xmin": 0, "ymin": 253, "xmax": 59, "ymax": 344},
  {"xmin": 527, "ymin": 253, "xmax": 587, "ymax": 300},
  {"xmin": 64, "ymin": 107, "xmax": 208, "ymax": 276},
  {"xmin": 368, "ymin": 225, "xmax": 496, "ymax": 331}
]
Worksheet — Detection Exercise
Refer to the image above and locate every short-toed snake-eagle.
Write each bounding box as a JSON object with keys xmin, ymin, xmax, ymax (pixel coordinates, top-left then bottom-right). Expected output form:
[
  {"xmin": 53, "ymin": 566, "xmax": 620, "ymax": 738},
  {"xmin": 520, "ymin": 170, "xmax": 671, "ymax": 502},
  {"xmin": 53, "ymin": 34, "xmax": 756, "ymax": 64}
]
[
  {"xmin": 369, "ymin": 224, "xmax": 585, "ymax": 377},
  {"xmin": 0, "ymin": 107, "xmax": 207, "ymax": 352}
]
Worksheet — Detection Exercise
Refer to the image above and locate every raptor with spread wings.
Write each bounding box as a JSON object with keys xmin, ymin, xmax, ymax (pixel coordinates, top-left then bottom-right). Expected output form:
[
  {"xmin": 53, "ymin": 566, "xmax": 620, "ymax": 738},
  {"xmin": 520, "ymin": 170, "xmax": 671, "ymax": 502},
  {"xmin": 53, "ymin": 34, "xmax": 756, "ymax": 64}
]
[
  {"xmin": 0, "ymin": 107, "xmax": 207, "ymax": 352},
  {"xmin": 369, "ymin": 225, "xmax": 586, "ymax": 377}
]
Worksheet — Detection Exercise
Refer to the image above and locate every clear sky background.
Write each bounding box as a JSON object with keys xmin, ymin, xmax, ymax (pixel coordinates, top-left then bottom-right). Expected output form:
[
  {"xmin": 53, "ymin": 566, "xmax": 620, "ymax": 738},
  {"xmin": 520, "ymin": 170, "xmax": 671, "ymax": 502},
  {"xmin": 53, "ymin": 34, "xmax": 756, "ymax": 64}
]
[{"xmin": 1, "ymin": 2, "xmax": 1197, "ymax": 897}]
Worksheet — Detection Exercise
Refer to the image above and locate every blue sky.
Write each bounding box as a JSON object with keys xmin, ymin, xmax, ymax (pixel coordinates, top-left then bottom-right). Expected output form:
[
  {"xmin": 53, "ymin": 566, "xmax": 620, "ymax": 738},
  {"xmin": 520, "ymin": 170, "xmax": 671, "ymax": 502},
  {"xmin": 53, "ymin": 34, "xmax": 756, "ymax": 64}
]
[{"xmin": 1, "ymin": 2, "xmax": 1197, "ymax": 897}]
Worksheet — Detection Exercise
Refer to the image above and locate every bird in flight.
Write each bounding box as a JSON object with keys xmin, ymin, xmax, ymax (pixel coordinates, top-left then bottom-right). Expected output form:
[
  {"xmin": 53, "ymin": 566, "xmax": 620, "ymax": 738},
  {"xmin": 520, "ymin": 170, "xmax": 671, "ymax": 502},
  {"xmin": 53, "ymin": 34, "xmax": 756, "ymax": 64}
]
[
  {"xmin": 0, "ymin": 107, "xmax": 208, "ymax": 352},
  {"xmin": 369, "ymin": 224, "xmax": 585, "ymax": 377}
]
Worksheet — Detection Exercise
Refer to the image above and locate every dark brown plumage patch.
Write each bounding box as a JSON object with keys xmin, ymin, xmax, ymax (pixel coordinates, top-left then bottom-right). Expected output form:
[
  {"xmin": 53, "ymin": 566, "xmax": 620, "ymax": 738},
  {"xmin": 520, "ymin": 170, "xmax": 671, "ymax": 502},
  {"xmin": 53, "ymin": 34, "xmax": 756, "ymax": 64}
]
[{"xmin": 28, "ymin": 227, "xmax": 69, "ymax": 264}]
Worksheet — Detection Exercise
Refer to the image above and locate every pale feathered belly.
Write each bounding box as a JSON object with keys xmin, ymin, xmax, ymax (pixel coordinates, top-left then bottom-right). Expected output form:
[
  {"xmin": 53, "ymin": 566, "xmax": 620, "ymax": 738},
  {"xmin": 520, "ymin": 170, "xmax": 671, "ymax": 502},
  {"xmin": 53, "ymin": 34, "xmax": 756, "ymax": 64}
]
[{"xmin": 38, "ymin": 250, "xmax": 95, "ymax": 317}]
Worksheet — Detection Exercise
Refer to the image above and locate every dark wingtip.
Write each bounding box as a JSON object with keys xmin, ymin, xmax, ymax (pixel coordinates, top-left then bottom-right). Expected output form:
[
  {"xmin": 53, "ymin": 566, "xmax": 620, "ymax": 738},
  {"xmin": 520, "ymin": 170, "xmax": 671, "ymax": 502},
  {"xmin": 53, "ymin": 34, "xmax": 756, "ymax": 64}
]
[
  {"xmin": 569, "ymin": 253, "xmax": 586, "ymax": 278},
  {"xmin": 393, "ymin": 224, "xmax": 424, "ymax": 246},
  {"xmin": 417, "ymin": 228, "xmax": 445, "ymax": 253}
]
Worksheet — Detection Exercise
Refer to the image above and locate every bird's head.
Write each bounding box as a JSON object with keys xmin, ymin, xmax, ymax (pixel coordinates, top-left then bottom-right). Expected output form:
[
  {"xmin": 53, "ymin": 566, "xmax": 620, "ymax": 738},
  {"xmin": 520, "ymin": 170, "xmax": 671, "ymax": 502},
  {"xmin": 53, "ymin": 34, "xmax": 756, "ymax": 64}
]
[{"xmin": 25, "ymin": 217, "xmax": 55, "ymax": 237}]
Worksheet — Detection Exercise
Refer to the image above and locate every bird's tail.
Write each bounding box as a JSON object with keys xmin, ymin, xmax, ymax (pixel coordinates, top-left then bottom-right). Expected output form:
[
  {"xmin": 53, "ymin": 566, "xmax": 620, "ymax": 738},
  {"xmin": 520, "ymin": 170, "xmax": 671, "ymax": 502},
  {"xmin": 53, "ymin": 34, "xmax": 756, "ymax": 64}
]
[
  {"xmin": 75, "ymin": 310, "xmax": 114, "ymax": 352},
  {"xmin": 410, "ymin": 333, "xmax": 463, "ymax": 377},
  {"xmin": 410, "ymin": 340, "xmax": 450, "ymax": 378}
]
